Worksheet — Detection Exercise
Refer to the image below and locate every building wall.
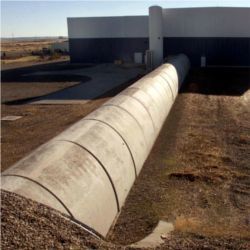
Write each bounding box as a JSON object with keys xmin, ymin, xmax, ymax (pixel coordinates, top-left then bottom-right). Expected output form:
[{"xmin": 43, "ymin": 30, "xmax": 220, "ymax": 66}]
[
  {"xmin": 68, "ymin": 16, "xmax": 148, "ymax": 63},
  {"xmin": 68, "ymin": 7, "xmax": 250, "ymax": 66},
  {"xmin": 163, "ymin": 37, "xmax": 250, "ymax": 66},
  {"xmin": 162, "ymin": 7, "xmax": 250, "ymax": 66}
]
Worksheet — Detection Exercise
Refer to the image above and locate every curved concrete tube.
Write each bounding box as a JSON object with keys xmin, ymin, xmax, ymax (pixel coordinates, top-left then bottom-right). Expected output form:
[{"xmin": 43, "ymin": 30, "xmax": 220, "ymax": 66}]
[{"xmin": 1, "ymin": 54, "xmax": 190, "ymax": 237}]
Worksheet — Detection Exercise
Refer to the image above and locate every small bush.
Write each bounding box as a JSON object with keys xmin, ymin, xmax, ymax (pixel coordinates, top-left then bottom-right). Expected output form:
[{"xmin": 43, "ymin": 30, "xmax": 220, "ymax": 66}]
[{"xmin": 49, "ymin": 52, "xmax": 61, "ymax": 60}]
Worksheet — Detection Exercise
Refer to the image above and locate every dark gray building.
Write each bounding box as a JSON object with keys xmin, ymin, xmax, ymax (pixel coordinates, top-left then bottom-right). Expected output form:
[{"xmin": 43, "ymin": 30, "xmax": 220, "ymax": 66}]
[{"xmin": 68, "ymin": 6, "xmax": 250, "ymax": 67}]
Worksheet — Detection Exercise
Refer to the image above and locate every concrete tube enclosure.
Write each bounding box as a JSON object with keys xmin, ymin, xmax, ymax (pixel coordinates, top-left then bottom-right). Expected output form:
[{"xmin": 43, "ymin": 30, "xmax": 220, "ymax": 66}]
[{"xmin": 1, "ymin": 54, "xmax": 190, "ymax": 237}]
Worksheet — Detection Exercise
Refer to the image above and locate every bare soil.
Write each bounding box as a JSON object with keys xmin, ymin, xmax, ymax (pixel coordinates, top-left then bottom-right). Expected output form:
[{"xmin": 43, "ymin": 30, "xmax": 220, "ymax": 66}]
[
  {"xmin": 108, "ymin": 68, "xmax": 250, "ymax": 248},
  {"xmin": 1, "ymin": 82, "xmax": 80, "ymax": 103},
  {"xmin": 1, "ymin": 57, "xmax": 69, "ymax": 71},
  {"xmin": 1, "ymin": 39, "xmax": 64, "ymax": 53},
  {"xmin": 1, "ymin": 100, "xmax": 109, "ymax": 172},
  {"xmin": 1, "ymin": 67, "xmax": 250, "ymax": 249}
]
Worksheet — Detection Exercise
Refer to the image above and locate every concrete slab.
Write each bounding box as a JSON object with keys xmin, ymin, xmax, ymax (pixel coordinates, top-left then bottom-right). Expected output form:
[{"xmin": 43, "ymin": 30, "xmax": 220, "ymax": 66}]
[
  {"xmin": 131, "ymin": 221, "xmax": 174, "ymax": 248},
  {"xmin": 29, "ymin": 64, "xmax": 144, "ymax": 104},
  {"xmin": 1, "ymin": 116, "xmax": 22, "ymax": 121}
]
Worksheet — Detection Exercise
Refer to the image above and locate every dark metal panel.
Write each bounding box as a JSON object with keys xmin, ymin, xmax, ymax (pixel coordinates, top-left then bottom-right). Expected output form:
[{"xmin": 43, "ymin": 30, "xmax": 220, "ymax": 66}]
[
  {"xmin": 69, "ymin": 37, "xmax": 250, "ymax": 66},
  {"xmin": 163, "ymin": 37, "xmax": 250, "ymax": 66},
  {"xmin": 69, "ymin": 38, "xmax": 149, "ymax": 63}
]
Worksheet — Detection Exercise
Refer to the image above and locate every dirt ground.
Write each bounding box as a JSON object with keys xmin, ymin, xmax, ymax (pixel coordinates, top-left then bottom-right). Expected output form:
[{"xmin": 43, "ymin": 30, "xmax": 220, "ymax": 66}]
[
  {"xmin": 1, "ymin": 67, "xmax": 250, "ymax": 249},
  {"xmin": 108, "ymin": 68, "xmax": 250, "ymax": 248},
  {"xmin": 1, "ymin": 39, "xmax": 69, "ymax": 68},
  {"xmin": 1, "ymin": 39, "xmax": 64, "ymax": 53},
  {"xmin": 1, "ymin": 82, "xmax": 80, "ymax": 103},
  {"xmin": 1, "ymin": 101, "xmax": 108, "ymax": 171}
]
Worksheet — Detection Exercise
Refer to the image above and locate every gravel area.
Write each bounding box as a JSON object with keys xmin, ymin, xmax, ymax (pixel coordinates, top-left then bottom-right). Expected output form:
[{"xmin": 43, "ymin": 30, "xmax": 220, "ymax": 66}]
[
  {"xmin": 1, "ymin": 190, "xmax": 118, "ymax": 250},
  {"xmin": 2, "ymin": 190, "xmax": 249, "ymax": 249}
]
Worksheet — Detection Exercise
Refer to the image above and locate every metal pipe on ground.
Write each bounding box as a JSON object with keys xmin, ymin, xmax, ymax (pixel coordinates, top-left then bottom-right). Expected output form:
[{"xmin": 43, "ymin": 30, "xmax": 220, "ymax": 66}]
[{"xmin": 1, "ymin": 54, "xmax": 190, "ymax": 237}]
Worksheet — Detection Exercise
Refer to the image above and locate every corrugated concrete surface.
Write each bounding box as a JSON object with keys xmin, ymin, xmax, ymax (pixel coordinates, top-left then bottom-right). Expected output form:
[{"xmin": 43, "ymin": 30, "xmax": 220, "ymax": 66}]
[{"xmin": 1, "ymin": 54, "xmax": 190, "ymax": 237}]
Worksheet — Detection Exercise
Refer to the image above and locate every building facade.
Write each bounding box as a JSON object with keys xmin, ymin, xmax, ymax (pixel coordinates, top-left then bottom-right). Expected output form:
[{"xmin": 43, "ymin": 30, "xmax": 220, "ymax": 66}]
[{"xmin": 68, "ymin": 6, "xmax": 250, "ymax": 67}]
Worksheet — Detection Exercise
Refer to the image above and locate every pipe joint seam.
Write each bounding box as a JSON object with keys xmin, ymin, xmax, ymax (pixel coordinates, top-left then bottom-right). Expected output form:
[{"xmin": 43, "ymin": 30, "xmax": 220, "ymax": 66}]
[
  {"xmin": 56, "ymin": 139, "xmax": 120, "ymax": 212},
  {"xmin": 1, "ymin": 174, "xmax": 74, "ymax": 218},
  {"xmin": 82, "ymin": 118, "xmax": 137, "ymax": 178}
]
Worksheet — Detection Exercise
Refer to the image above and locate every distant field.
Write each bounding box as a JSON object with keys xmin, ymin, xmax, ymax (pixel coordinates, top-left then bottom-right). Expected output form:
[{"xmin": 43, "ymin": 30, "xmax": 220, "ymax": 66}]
[
  {"xmin": 1, "ymin": 38, "xmax": 66, "ymax": 53},
  {"xmin": 1, "ymin": 38, "xmax": 68, "ymax": 67},
  {"xmin": 2, "ymin": 55, "xmax": 42, "ymax": 64}
]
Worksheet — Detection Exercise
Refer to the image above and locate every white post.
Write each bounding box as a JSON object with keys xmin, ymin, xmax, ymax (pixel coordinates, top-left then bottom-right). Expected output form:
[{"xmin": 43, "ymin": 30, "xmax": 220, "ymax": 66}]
[{"xmin": 149, "ymin": 6, "xmax": 163, "ymax": 68}]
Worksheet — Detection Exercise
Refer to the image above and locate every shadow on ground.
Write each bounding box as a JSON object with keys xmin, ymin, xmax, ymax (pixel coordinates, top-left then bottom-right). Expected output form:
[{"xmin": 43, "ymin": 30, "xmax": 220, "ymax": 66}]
[
  {"xmin": 1, "ymin": 61, "xmax": 94, "ymax": 82},
  {"xmin": 181, "ymin": 67, "xmax": 250, "ymax": 96},
  {"xmin": 2, "ymin": 62, "xmax": 145, "ymax": 105}
]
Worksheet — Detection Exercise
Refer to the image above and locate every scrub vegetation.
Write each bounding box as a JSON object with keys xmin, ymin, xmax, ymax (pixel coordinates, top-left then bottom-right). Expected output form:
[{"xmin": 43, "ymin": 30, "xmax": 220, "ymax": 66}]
[{"xmin": 1, "ymin": 38, "xmax": 68, "ymax": 69}]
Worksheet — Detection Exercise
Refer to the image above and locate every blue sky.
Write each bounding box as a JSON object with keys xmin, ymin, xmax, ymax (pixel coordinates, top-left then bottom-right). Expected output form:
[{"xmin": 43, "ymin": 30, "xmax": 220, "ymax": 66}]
[{"xmin": 1, "ymin": 0, "xmax": 250, "ymax": 37}]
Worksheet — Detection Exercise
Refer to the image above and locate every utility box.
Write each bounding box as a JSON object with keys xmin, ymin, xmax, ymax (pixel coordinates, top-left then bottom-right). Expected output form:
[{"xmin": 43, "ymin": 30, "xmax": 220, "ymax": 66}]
[
  {"xmin": 134, "ymin": 52, "xmax": 143, "ymax": 64},
  {"xmin": 201, "ymin": 56, "xmax": 206, "ymax": 67}
]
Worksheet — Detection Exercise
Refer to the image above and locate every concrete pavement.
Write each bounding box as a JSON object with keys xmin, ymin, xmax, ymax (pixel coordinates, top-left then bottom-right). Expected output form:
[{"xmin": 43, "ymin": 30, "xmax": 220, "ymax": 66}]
[{"xmin": 29, "ymin": 64, "xmax": 145, "ymax": 104}]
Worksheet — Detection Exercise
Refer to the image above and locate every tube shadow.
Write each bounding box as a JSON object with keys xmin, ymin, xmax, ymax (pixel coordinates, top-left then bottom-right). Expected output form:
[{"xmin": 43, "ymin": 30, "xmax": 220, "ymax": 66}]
[
  {"xmin": 180, "ymin": 67, "xmax": 250, "ymax": 96},
  {"xmin": 1, "ymin": 61, "xmax": 94, "ymax": 105},
  {"xmin": 92, "ymin": 74, "xmax": 145, "ymax": 99},
  {"xmin": 1, "ymin": 61, "xmax": 93, "ymax": 83}
]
